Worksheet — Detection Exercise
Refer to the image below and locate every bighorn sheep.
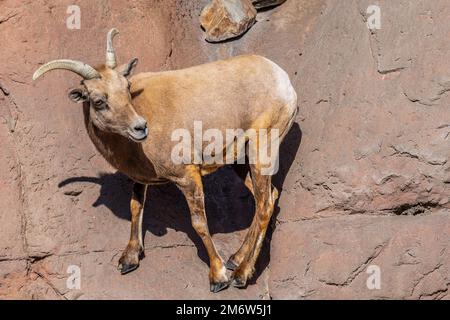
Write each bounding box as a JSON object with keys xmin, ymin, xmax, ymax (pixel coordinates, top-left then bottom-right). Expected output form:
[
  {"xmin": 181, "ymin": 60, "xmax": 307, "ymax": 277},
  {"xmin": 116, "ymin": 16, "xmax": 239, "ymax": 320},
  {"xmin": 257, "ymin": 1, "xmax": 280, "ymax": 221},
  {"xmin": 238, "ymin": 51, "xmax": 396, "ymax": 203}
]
[{"xmin": 33, "ymin": 29, "xmax": 298, "ymax": 292}]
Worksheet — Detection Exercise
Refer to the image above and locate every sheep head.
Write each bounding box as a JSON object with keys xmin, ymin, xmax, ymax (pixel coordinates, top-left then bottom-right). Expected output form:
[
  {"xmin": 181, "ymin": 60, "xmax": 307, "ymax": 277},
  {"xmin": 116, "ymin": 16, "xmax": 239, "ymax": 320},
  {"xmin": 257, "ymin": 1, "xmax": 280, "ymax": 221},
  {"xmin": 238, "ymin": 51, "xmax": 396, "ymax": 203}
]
[{"xmin": 33, "ymin": 28, "xmax": 148, "ymax": 143}]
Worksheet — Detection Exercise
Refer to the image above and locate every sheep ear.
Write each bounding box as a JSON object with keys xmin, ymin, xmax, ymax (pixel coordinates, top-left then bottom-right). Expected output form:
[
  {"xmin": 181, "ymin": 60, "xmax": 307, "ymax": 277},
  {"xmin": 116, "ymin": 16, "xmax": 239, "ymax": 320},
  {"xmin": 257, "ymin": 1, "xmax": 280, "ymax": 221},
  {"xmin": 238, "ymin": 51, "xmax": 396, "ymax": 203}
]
[
  {"xmin": 117, "ymin": 58, "xmax": 138, "ymax": 77},
  {"xmin": 68, "ymin": 88, "xmax": 88, "ymax": 103}
]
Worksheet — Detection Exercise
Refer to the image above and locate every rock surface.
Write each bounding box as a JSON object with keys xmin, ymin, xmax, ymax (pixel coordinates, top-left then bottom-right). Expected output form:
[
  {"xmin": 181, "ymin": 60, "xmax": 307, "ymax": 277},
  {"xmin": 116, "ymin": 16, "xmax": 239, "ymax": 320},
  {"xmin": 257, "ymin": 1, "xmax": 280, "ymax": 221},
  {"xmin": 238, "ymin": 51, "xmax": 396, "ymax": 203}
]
[
  {"xmin": 200, "ymin": 0, "xmax": 257, "ymax": 42},
  {"xmin": 0, "ymin": 0, "xmax": 449, "ymax": 299}
]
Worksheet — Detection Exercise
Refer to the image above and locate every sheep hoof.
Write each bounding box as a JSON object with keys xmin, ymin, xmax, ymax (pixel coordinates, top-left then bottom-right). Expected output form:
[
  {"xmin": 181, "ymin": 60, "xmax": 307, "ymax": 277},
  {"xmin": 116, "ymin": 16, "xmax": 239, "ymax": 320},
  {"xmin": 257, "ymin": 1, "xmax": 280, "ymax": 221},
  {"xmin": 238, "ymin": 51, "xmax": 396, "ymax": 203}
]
[
  {"xmin": 231, "ymin": 271, "xmax": 247, "ymax": 288},
  {"xmin": 225, "ymin": 259, "xmax": 238, "ymax": 271},
  {"xmin": 231, "ymin": 277, "xmax": 247, "ymax": 288},
  {"xmin": 210, "ymin": 281, "xmax": 229, "ymax": 293},
  {"xmin": 118, "ymin": 262, "xmax": 139, "ymax": 275}
]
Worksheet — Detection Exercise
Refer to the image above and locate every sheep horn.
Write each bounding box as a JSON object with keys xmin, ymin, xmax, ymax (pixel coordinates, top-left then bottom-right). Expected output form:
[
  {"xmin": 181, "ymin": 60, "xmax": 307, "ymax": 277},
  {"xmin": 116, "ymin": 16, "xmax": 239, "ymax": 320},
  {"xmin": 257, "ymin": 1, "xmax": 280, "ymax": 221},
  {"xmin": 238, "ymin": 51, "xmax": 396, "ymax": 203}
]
[
  {"xmin": 106, "ymin": 28, "xmax": 119, "ymax": 68},
  {"xmin": 33, "ymin": 59, "xmax": 100, "ymax": 80}
]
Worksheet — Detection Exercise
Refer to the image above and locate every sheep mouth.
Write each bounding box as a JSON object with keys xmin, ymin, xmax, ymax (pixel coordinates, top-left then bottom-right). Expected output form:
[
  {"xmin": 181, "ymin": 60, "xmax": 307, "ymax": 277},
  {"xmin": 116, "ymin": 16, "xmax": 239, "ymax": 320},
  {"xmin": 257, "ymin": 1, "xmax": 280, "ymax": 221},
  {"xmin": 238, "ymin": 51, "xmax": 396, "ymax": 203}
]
[{"xmin": 127, "ymin": 129, "xmax": 148, "ymax": 142}]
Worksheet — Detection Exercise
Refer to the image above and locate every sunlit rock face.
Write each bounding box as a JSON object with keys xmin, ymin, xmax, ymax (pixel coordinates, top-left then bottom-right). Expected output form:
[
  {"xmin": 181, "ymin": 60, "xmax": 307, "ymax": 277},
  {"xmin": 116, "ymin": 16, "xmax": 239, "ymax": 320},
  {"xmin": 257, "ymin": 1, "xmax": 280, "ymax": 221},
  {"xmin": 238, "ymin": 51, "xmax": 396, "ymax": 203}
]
[{"xmin": 0, "ymin": 0, "xmax": 449, "ymax": 299}]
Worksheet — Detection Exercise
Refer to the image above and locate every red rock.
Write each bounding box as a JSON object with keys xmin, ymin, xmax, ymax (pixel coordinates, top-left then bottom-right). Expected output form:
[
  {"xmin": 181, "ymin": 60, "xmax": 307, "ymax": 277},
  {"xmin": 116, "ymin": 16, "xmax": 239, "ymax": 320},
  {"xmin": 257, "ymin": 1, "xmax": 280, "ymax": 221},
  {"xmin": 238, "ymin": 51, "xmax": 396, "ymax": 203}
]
[{"xmin": 0, "ymin": 0, "xmax": 449, "ymax": 299}]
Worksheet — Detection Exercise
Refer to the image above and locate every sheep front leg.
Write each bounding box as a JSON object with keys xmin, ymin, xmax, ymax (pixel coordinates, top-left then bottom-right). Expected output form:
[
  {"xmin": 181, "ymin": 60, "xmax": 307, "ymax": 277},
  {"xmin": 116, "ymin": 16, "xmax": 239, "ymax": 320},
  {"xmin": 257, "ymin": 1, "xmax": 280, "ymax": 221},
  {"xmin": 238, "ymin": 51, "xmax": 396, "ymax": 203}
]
[
  {"xmin": 175, "ymin": 167, "xmax": 229, "ymax": 293},
  {"xmin": 118, "ymin": 182, "xmax": 147, "ymax": 274}
]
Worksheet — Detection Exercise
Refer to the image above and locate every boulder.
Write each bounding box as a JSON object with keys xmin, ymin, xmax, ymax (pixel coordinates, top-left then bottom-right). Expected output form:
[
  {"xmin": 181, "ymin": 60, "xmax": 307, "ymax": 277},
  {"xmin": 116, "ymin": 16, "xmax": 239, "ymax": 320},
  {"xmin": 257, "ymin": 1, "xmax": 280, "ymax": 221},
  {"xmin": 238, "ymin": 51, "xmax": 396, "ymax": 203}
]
[{"xmin": 200, "ymin": 0, "xmax": 257, "ymax": 42}]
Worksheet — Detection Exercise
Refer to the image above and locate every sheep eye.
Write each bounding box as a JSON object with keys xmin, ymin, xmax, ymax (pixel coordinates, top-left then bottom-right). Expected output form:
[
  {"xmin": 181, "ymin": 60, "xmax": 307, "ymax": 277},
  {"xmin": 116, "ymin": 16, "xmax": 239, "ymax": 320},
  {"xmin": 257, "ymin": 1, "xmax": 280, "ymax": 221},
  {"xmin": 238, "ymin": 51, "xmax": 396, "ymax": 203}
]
[{"xmin": 93, "ymin": 99, "xmax": 105, "ymax": 109}]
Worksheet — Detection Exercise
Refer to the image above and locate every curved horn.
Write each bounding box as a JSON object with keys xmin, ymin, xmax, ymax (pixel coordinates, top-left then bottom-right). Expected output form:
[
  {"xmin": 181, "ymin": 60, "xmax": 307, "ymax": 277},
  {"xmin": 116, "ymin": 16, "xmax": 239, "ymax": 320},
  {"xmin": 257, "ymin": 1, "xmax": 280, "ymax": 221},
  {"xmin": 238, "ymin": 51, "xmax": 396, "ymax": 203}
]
[
  {"xmin": 33, "ymin": 59, "xmax": 100, "ymax": 81},
  {"xmin": 106, "ymin": 28, "xmax": 119, "ymax": 68}
]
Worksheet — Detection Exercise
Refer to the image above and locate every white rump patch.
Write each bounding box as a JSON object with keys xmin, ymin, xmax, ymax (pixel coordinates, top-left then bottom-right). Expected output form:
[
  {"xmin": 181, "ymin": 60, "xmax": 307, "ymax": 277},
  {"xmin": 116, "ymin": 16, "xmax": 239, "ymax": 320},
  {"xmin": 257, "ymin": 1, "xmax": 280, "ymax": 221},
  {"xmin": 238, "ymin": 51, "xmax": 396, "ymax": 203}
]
[{"xmin": 263, "ymin": 57, "xmax": 298, "ymax": 109}]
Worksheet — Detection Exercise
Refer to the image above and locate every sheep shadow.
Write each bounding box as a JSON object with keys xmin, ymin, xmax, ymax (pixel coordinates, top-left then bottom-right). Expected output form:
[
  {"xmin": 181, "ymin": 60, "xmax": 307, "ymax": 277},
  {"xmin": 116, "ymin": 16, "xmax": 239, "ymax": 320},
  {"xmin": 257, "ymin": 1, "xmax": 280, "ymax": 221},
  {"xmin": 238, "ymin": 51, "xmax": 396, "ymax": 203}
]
[{"xmin": 58, "ymin": 123, "xmax": 302, "ymax": 285}]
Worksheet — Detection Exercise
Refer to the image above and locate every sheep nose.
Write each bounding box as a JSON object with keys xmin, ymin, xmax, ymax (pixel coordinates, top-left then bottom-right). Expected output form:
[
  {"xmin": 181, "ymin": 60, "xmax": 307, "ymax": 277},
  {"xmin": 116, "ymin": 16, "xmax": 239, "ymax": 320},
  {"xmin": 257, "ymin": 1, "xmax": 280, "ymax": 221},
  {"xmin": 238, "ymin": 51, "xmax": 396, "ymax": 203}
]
[
  {"xmin": 133, "ymin": 118, "xmax": 147, "ymax": 133},
  {"xmin": 130, "ymin": 117, "xmax": 148, "ymax": 141}
]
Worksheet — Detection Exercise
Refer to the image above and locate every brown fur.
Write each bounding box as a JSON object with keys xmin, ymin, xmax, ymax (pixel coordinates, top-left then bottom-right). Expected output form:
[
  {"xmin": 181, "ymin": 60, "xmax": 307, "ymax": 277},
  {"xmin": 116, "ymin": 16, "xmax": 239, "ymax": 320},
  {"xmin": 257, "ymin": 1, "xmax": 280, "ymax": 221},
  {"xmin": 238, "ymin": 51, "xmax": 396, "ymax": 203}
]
[{"xmin": 50, "ymin": 54, "xmax": 297, "ymax": 292}]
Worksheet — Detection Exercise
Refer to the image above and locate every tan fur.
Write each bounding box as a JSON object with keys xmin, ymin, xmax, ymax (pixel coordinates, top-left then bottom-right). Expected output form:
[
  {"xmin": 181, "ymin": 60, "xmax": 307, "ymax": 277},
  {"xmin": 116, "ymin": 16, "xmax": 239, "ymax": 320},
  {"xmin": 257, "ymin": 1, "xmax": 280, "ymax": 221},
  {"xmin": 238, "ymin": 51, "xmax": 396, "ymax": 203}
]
[
  {"xmin": 39, "ymin": 53, "xmax": 297, "ymax": 292},
  {"xmin": 83, "ymin": 55, "xmax": 297, "ymax": 183}
]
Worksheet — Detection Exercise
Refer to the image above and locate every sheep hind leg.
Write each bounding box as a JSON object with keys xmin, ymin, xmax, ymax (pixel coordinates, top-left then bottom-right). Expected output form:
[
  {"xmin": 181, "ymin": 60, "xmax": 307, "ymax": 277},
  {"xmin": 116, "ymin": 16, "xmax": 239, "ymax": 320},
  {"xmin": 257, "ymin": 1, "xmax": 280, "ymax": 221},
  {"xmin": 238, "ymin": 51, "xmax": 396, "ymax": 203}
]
[
  {"xmin": 175, "ymin": 166, "xmax": 229, "ymax": 293},
  {"xmin": 229, "ymin": 164, "xmax": 278, "ymax": 287},
  {"xmin": 225, "ymin": 163, "xmax": 254, "ymax": 271},
  {"xmin": 118, "ymin": 182, "xmax": 147, "ymax": 274},
  {"xmin": 232, "ymin": 163, "xmax": 254, "ymax": 198}
]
